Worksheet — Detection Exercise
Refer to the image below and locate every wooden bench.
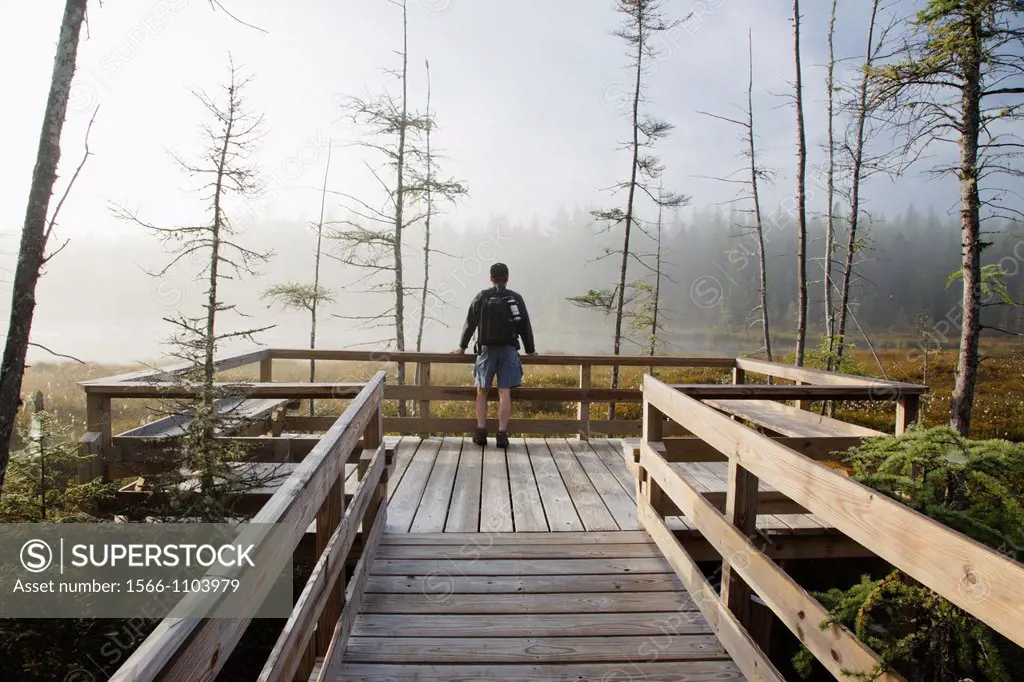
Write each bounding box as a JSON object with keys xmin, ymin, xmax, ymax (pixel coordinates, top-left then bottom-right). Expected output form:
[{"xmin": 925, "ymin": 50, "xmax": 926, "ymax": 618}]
[{"xmin": 113, "ymin": 397, "xmax": 299, "ymax": 456}]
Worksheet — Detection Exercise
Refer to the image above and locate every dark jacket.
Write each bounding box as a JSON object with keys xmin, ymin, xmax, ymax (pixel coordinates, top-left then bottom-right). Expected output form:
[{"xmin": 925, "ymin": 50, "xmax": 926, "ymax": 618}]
[{"xmin": 459, "ymin": 286, "xmax": 536, "ymax": 354}]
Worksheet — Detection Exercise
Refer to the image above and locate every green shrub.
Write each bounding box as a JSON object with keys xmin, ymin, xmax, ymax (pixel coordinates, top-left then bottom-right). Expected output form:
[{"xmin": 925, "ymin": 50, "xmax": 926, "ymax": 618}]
[{"xmin": 793, "ymin": 427, "xmax": 1024, "ymax": 681}]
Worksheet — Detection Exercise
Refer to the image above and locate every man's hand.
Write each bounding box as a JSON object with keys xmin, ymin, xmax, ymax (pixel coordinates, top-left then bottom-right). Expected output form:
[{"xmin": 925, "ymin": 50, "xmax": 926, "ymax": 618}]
[{"xmin": 451, "ymin": 347, "xmax": 466, "ymax": 354}]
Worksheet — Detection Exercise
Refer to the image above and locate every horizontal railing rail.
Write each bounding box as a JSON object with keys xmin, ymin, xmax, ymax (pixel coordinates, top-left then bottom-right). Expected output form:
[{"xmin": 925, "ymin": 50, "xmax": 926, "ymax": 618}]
[
  {"xmin": 635, "ymin": 374, "xmax": 1024, "ymax": 682},
  {"xmin": 108, "ymin": 371, "xmax": 388, "ymax": 682},
  {"xmin": 78, "ymin": 347, "xmax": 928, "ymax": 481}
]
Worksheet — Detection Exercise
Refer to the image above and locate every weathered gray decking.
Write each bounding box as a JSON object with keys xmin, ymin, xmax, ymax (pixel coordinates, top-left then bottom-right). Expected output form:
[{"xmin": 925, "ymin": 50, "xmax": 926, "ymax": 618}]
[
  {"xmin": 322, "ymin": 531, "xmax": 747, "ymax": 681},
  {"xmin": 378, "ymin": 436, "xmax": 833, "ymax": 535}
]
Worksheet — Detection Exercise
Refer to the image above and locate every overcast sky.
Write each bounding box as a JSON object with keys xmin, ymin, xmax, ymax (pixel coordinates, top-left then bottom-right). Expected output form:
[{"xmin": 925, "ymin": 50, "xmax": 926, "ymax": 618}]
[{"xmin": 0, "ymin": 0, "xmax": 967, "ymax": 362}]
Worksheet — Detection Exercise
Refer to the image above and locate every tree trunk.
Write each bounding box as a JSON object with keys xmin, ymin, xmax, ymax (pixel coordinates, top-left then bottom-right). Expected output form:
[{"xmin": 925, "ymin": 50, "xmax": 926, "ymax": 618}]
[
  {"xmin": 394, "ymin": 0, "xmax": 409, "ymax": 415},
  {"xmin": 835, "ymin": 0, "xmax": 881, "ymax": 371},
  {"xmin": 950, "ymin": 15, "xmax": 983, "ymax": 436},
  {"xmin": 310, "ymin": 143, "xmax": 331, "ymax": 416},
  {"xmin": 748, "ymin": 30, "xmax": 772, "ymax": 363},
  {"xmin": 0, "ymin": 0, "xmax": 87, "ymax": 493},
  {"xmin": 417, "ymin": 59, "xmax": 433, "ymax": 355},
  {"xmin": 649, "ymin": 194, "xmax": 663, "ymax": 360},
  {"xmin": 200, "ymin": 74, "xmax": 237, "ymax": 496},
  {"xmin": 792, "ymin": 0, "xmax": 808, "ymax": 367},
  {"xmin": 823, "ymin": 0, "xmax": 838, "ymax": 367},
  {"xmin": 610, "ymin": 15, "xmax": 644, "ymax": 420}
]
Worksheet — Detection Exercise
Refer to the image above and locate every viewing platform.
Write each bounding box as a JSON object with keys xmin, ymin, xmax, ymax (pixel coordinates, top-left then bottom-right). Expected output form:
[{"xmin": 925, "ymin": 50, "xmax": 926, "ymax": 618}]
[{"xmin": 73, "ymin": 349, "xmax": 1024, "ymax": 681}]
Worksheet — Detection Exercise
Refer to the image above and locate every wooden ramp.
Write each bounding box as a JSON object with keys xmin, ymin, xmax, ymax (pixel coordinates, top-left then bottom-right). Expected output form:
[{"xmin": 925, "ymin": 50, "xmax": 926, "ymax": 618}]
[{"xmin": 327, "ymin": 531, "xmax": 747, "ymax": 681}]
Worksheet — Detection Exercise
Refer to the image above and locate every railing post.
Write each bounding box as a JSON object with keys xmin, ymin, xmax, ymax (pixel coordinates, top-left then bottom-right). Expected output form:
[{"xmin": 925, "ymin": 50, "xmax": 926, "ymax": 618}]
[
  {"xmin": 640, "ymin": 399, "xmax": 666, "ymax": 513},
  {"xmin": 313, "ymin": 474, "xmax": 345, "ymax": 657},
  {"xmin": 721, "ymin": 459, "xmax": 759, "ymax": 629},
  {"xmin": 731, "ymin": 367, "xmax": 746, "ymax": 422},
  {"xmin": 577, "ymin": 363, "xmax": 591, "ymax": 440},
  {"xmin": 85, "ymin": 393, "xmax": 112, "ymax": 481},
  {"xmin": 794, "ymin": 380, "xmax": 808, "ymax": 411},
  {"xmin": 260, "ymin": 356, "xmax": 273, "ymax": 382},
  {"xmin": 417, "ymin": 361, "xmax": 431, "ymax": 437},
  {"xmin": 895, "ymin": 394, "xmax": 920, "ymax": 436}
]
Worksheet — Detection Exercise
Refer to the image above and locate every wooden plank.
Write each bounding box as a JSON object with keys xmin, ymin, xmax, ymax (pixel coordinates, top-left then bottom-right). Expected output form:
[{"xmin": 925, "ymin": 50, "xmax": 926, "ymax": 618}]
[
  {"xmin": 384, "ymin": 417, "xmax": 653, "ymax": 437},
  {"xmin": 384, "ymin": 436, "xmax": 410, "ymax": 502},
  {"xmin": 546, "ymin": 439, "xmax": 618, "ymax": 531},
  {"xmin": 506, "ymin": 439, "xmax": 548, "ymax": 531},
  {"xmin": 704, "ymin": 398, "xmax": 884, "ymax": 438},
  {"xmin": 268, "ymin": 348, "xmax": 738, "ymax": 367},
  {"xmin": 480, "ymin": 441, "xmax": 514, "ymax": 532},
  {"xmin": 565, "ymin": 439, "xmax": 639, "ymax": 530},
  {"xmin": 107, "ymin": 373, "xmax": 386, "ymax": 682},
  {"xmin": 445, "ymin": 439, "xmax": 483, "ymax": 532},
  {"xmin": 641, "ymin": 442, "xmax": 902, "ymax": 681},
  {"xmin": 316, "ymin": 500, "xmax": 387, "ymax": 682},
  {"xmin": 359, "ymin": 591, "xmax": 696, "ymax": 614},
  {"xmin": 381, "ymin": 530, "xmax": 652, "ymax": 545},
  {"xmin": 332, "ymin": 662, "xmax": 746, "ymax": 682},
  {"xmin": 625, "ymin": 435, "xmax": 869, "ymax": 463},
  {"xmin": 388, "ymin": 384, "xmax": 645, "ymax": 402},
  {"xmin": 83, "ymin": 381, "xmax": 369, "ymax": 398},
  {"xmin": 372, "ymin": 558, "xmax": 673, "ymax": 576},
  {"xmin": 638, "ymin": 498, "xmax": 786, "ymax": 682},
  {"xmin": 410, "ymin": 437, "xmax": 461, "ymax": 532},
  {"xmin": 525, "ymin": 438, "xmax": 583, "ymax": 531},
  {"xmin": 364, "ymin": 573, "xmax": 685, "ymax": 594},
  {"xmin": 256, "ymin": 448, "xmax": 384, "ymax": 682},
  {"xmin": 82, "ymin": 348, "xmax": 270, "ymax": 385},
  {"xmin": 588, "ymin": 439, "xmax": 638, "ymax": 501},
  {"xmin": 376, "ymin": 543, "xmax": 666, "ymax": 560},
  {"xmin": 342, "ymin": 634, "xmax": 729, "ymax": 663},
  {"xmin": 670, "ymin": 384, "xmax": 917, "ymax": 400},
  {"xmin": 645, "ymin": 375, "xmax": 1024, "ymax": 649},
  {"xmin": 351, "ymin": 612, "xmax": 712, "ymax": 637},
  {"xmin": 387, "ymin": 438, "xmax": 442, "ymax": 533},
  {"xmin": 735, "ymin": 357, "xmax": 927, "ymax": 393}
]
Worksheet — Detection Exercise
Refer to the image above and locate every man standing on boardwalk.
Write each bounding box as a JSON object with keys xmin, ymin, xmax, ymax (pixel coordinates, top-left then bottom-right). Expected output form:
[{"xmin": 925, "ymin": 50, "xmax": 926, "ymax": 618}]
[{"xmin": 453, "ymin": 262, "xmax": 536, "ymax": 448}]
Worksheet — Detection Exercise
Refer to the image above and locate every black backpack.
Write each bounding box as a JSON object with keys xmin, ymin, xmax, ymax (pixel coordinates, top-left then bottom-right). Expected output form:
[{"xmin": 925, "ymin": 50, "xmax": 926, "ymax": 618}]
[{"xmin": 477, "ymin": 288, "xmax": 521, "ymax": 346}]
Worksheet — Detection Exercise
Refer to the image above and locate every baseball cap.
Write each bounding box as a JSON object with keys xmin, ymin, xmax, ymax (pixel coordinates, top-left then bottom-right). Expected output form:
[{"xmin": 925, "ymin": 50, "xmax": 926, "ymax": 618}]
[{"xmin": 490, "ymin": 262, "xmax": 509, "ymax": 278}]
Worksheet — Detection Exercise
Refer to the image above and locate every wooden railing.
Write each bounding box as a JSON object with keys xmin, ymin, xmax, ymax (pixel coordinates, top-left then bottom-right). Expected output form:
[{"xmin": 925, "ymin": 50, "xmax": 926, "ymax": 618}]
[
  {"xmin": 108, "ymin": 371, "xmax": 390, "ymax": 682},
  {"xmin": 78, "ymin": 347, "xmax": 928, "ymax": 481},
  {"xmin": 635, "ymin": 375, "xmax": 1024, "ymax": 681}
]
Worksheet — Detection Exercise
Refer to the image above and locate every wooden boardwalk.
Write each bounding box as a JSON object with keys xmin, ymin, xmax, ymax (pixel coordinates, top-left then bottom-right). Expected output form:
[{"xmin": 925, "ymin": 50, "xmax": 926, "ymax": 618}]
[
  {"xmin": 381, "ymin": 436, "xmax": 833, "ymax": 536},
  {"xmin": 329, "ymin": 531, "xmax": 747, "ymax": 681}
]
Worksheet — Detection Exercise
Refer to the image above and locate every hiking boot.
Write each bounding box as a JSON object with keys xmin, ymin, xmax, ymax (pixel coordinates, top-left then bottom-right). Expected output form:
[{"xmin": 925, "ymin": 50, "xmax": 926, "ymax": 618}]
[
  {"xmin": 472, "ymin": 427, "xmax": 488, "ymax": 447},
  {"xmin": 496, "ymin": 429, "xmax": 509, "ymax": 449}
]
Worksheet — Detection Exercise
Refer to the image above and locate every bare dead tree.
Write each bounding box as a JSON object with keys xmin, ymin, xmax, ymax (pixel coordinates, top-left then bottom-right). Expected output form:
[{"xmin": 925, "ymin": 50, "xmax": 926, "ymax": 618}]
[
  {"xmin": 0, "ymin": 0, "xmax": 87, "ymax": 495},
  {"xmin": 870, "ymin": 0, "xmax": 1024, "ymax": 435},
  {"xmin": 835, "ymin": 0, "xmax": 887, "ymax": 375},
  {"xmin": 330, "ymin": 0, "xmax": 431, "ymax": 416},
  {"xmin": 113, "ymin": 58, "xmax": 279, "ymax": 520},
  {"xmin": 579, "ymin": 0, "xmax": 688, "ymax": 418},
  {"xmin": 410, "ymin": 59, "xmax": 467, "ymax": 406},
  {"xmin": 793, "ymin": 0, "xmax": 809, "ymax": 366},
  {"xmin": 823, "ymin": 0, "xmax": 839, "ymax": 361},
  {"xmin": 263, "ymin": 143, "xmax": 336, "ymax": 416},
  {"xmin": 695, "ymin": 31, "xmax": 775, "ymax": 361},
  {"xmin": 416, "ymin": 59, "xmax": 434, "ymax": 354}
]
